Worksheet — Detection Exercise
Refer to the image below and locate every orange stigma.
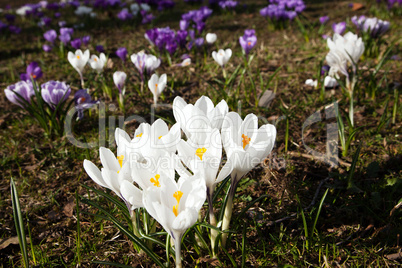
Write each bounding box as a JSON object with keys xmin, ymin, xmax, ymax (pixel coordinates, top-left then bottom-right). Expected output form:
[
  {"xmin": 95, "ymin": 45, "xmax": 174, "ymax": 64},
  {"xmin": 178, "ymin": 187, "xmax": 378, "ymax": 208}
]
[{"xmin": 241, "ymin": 134, "xmax": 251, "ymax": 149}]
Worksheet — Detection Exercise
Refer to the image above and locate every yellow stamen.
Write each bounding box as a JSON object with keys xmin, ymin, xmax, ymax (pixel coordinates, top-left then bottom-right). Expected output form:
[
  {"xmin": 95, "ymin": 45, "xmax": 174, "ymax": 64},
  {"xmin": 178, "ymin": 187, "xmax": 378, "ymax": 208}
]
[
  {"xmin": 158, "ymin": 136, "xmax": 162, "ymax": 139},
  {"xmin": 195, "ymin": 148, "xmax": 207, "ymax": 161},
  {"xmin": 241, "ymin": 134, "xmax": 251, "ymax": 149},
  {"xmin": 172, "ymin": 191, "xmax": 183, "ymax": 217},
  {"xmin": 150, "ymin": 174, "xmax": 161, "ymax": 187},
  {"xmin": 32, "ymin": 74, "xmax": 37, "ymax": 79},
  {"xmin": 94, "ymin": 58, "xmax": 97, "ymax": 62},
  {"xmin": 136, "ymin": 133, "xmax": 143, "ymax": 137},
  {"xmin": 77, "ymin": 55, "xmax": 80, "ymax": 59},
  {"xmin": 248, "ymin": 41, "xmax": 251, "ymax": 46},
  {"xmin": 117, "ymin": 155, "xmax": 124, "ymax": 168}
]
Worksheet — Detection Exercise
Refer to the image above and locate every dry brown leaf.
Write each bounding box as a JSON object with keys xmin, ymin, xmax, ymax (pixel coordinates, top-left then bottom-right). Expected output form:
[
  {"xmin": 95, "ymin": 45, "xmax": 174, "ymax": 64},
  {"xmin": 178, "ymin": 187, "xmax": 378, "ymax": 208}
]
[
  {"xmin": 351, "ymin": 3, "xmax": 364, "ymax": 11},
  {"xmin": 63, "ymin": 199, "xmax": 75, "ymax": 217},
  {"xmin": 0, "ymin": 236, "xmax": 19, "ymax": 250}
]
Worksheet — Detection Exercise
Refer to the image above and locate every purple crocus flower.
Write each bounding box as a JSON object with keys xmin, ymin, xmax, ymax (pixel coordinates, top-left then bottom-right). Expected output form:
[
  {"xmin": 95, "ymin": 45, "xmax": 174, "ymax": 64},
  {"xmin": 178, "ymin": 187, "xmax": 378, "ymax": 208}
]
[
  {"xmin": 43, "ymin": 44, "xmax": 53, "ymax": 52},
  {"xmin": 176, "ymin": 30, "xmax": 188, "ymax": 48},
  {"xmin": 0, "ymin": 21, "xmax": 7, "ymax": 31},
  {"xmin": 44, "ymin": 29, "xmax": 57, "ymax": 43},
  {"xmin": 54, "ymin": 12, "xmax": 61, "ymax": 18},
  {"xmin": 71, "ymin": 38, "xmax": 82, "ymax": 49},
  {"xmin": 5, "ymin": 14, "xmax": 16, "ymax": 23},
  {"xmin": 219, "ymin": 0, "xmax": 238, "ymax": 10},
  {"xmin": 20, "ymin": 62, "xmax": 43, "ymax": 81},
  {"xmin": 166, "ymin": 41, "xmax": 178, "ymax": 55},
  {"xmin": 141, "ymin": 11, "xmax": 155, "ymax": 24},
  {"xmin": 47, "ymin": 3, "xmax": 60, "ymax": 10},
  {"xmin": 321, "ymin": 65, "xmax": 330, "ymax": 76},
  {"xmin": 319, "ymin": 16, "xmax": 329, "ymax": 24},
  {"xmin": 180, "ymin": 20, "xmax": 189, "ymax": 31},
  {"xmin": 9, "ymin": 25, "xmax": 21, "ymax": 34},
  {"xmin": 40, "ymin": 17, "xmax": 52, "ymax": 27},
  {"xmin": 58, "ymin": 21, "xmax": 67, "ymax": 27},
  {"xmin": 96, "ymin": 45, "xmax": 104, "ymax": 52},
  {"xmin": 196, "ymin": 22, "xmax": 205, "ymax": 34},
  {"xmin": 59, "ymin": 33, "xmax": 71, "ymax": 45},
  {"xmin": 239, "ymin": 29, "xmax": 257, "ymax": 55},
  {"xmin": 117, "ymin": 8, "xmax": 133, "ymax": 20},
  {"xmin": 41, "ymin": 81, "xmax": 71, "ymax": 109},
  {"xmin": 116, "ymin": 47, "xmax": 127, "ymax": 62},
  {"xmin": 60, "ymin": 27, "xmax": 74, "ymax": 36},
  {"xmin": 4, "ymin": 80, "xmax": 35, "ymax": 108},
  {"xmin": 195, "ymin": 37, "xmax": 204, "ymax": 48},
  {"xmin": 82, "ymin": 35, "xmax": 91, "ymax": 45},
  {"xmin": 74, "ymin": 89, "xmax": 99, "ymax": 120},
  {"xmin": 244, "ymin": 29, "xmax": 255, "ymax": 38},
  {"xmin": 332, "ymin": 22, "xmax": 346, "ymax": 34}
]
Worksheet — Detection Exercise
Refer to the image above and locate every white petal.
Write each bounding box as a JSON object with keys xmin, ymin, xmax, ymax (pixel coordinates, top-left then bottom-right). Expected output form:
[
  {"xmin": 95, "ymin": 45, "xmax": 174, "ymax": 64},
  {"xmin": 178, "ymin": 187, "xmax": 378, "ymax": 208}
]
[{"xmin": 83, "ymin": 160, "xmax": 108, "ymax": 188}]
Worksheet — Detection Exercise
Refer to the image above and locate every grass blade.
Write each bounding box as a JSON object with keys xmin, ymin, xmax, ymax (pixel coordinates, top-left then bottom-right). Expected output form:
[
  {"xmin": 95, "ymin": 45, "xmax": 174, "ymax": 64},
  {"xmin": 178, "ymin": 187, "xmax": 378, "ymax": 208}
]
[{"xmin": 11, "ymin": 178, "xmax": 30, "ymax": 268}]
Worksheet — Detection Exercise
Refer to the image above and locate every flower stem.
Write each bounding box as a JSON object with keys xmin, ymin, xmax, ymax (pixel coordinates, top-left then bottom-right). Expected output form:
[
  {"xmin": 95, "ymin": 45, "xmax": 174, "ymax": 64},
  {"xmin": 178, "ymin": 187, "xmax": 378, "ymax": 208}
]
[
  {"xmin": 174, "ymin": 237, "xmax": 182, "ymax": 268},
  {"xmin": 221, "ymin": 176, "xmax": 238, "ymax": 247},
  {"xmin": 207, "ymin": 188, "xmax": 217, "ymax": 257},
  {"xmin": 222, "ymin": 67, "xmax": 227, "ymax": 80}
]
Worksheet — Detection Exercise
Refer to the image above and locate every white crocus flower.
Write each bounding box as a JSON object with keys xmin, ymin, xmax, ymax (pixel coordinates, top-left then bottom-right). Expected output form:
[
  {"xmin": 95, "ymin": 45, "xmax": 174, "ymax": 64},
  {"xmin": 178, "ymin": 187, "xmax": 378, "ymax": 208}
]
[
  {"xmin": 222, "ymin": 112, "xmax": 276, "ymax": 180},
  {"xmin": 148, "ymin": 73, "xmax": 167, "ymax": 105},
  {"xmin": 16, "ymin": 6, "xmax": 33, "ymax": 16},
  {"xmin": 130, "ymin": 3, "xmax": 140, "ymax": 15},
  {"xmin": 220, "ymin": 112, "xmax": 276, "ymax": 246},
  {"xmin": 83, "ymin": 147, "xmax": 133, "ymax": 200},
  {"xmin": 324, "ymin": 76, "xmax": 338, "ymax": 88},
  {"xmin": 67, "ymin": 49, "xmax": 90, "ymax": 87},
  {"xmin": 75, "ymin": 6, "xmax": 93, "ymax": 16},
  {"xmin": 178, "ymin": 58, "xmax": 191, "ymax": 67},
  {"xmin": 177, "ymin": 128, "xmax": 232, "ymax": 194},
  {"xmin": 173, "ymin": 96, "xmax": 228, "ymax": 137},
  {"xmin": 113, "ymin": 71, "xmax": 127, "ymax": 94},
  {"xmin": 145, "ymin": 55, "xmax": 161, "ymax": 74},
  {"xmin": 212, "ymin": 48, "xmax": 232, "ymax": 67},
  {"xmin": 140, "ymin": 3, "xmax": 151, "ymax": 11},
  {"xmin": 176, "ymin": 127, "xmax": 232, "ymax": 254},
  {"xmin": 206, "ymin": 33, "xmax": 217, "ymax": 44},
  {"xmin": 327, "ymin": 32, "xmax": 364, "ymax": 66},
  {"xmin": 305, "ymin": 79, "xmax": 318, "ymax": 87},
  {"xmin": 130, "ymin": 51, "xmax": 147, "ymax": 76},
  {"xmin": 115, "ymin": 120, "xmax": 182, "ymax": 177},
  {"xmin": 88, "ymin": 53, "xmax": 107, "ymax": 73},
  {"xmin": 326, "ymin": 49, "xmax": 348, "ymax": 79},
  {"xmin": 143, "ymin": 174, "xmax": 206, "ymax": 268}
]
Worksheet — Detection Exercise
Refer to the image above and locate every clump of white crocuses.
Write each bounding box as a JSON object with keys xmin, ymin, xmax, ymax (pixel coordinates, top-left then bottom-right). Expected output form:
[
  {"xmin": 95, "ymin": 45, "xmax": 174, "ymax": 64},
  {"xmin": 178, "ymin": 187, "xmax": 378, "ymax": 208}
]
[
  {"xmin": 83, "ymin": 95, "xmax": 276, "ymax": 267},
  {"xmin": 326, "ymin": 32, "xmax": 364, "ymax": 126}
]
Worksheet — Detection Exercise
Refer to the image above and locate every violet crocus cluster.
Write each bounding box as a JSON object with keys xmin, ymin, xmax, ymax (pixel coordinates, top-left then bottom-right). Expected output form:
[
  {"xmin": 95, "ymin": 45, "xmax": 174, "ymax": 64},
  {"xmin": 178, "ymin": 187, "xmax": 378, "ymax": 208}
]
[
  {"xmin": 219, "ymin": 1, "xmax": 239, "ymax": 10},
  {"xmin": 239, "ymin": 29, "xmax": 257, "ymax": 56},
  {"xmin": 260, "ymin": 0, "xmax": 305, "ymax": 21},
  {"xmin": 180, "ymin": 6, "xmax": 213, "ymax": 35},
  {"xmin": 145, "ymin": 27, "xmax": 182, "ymax": 54},
  {"xmin": 351, "ymin": 16, "xmax": 390, "ymax": 38}
]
